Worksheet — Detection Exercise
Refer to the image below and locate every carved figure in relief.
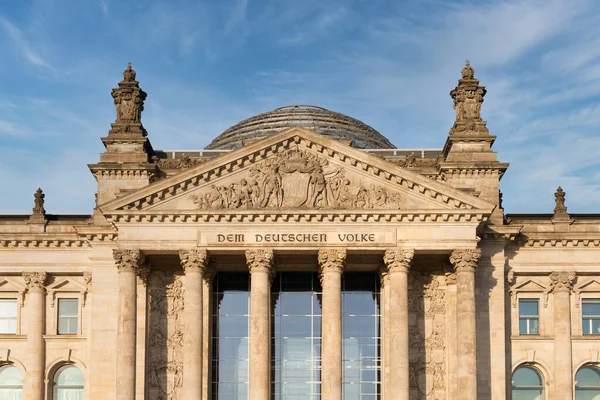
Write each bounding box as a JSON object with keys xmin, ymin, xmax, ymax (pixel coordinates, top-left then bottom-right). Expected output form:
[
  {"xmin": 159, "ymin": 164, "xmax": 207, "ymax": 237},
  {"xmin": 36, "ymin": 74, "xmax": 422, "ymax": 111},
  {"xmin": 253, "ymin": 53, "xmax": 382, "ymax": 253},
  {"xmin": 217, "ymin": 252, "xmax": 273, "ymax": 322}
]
[
  {"xmin": 147, "ymin": 272, "xmax": 185, "ymax": 400},
  {"xmin": 189, "ymin": 148, "xmax": 402, "ymax": 210}
]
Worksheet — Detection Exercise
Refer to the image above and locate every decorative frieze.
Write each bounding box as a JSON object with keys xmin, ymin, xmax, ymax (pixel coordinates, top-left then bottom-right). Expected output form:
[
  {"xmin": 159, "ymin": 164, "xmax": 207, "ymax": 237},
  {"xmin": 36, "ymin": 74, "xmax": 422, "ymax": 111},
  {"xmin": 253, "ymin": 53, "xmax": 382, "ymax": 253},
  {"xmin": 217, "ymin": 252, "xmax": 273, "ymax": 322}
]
[
  {"xmin": 178, "ymin": 250, "xmax": 209, "ymax": 274},
  {"xmin": 383, "ymin": 248, "xmax": 414, "ymax": 274},
  {"xmin": 449, "ymin": 248, "xmax": 481, "ymax": 273}
]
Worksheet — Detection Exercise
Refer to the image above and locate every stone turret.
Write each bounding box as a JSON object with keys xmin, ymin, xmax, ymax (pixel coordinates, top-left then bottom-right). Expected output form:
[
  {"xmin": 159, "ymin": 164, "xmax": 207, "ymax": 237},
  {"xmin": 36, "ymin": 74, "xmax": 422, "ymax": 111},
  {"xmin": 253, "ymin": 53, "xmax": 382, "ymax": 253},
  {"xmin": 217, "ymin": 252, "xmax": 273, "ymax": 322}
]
[
  {"xmin": 440, "ymin": 61, "xmax": 509, "ymax": 224},
  {"xmin": 88, "ymin": 63, "xmax": 157, "ymax": 206}
]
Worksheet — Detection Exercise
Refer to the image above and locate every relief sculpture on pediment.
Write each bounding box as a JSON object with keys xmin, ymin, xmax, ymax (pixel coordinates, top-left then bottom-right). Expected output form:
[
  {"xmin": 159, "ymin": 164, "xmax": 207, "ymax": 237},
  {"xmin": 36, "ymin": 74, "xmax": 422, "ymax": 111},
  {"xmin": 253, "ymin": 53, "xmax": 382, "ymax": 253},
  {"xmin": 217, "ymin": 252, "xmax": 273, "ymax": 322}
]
[{"xmin": 189, "ymin": 148, "xmax": 402, "ymax": 210}]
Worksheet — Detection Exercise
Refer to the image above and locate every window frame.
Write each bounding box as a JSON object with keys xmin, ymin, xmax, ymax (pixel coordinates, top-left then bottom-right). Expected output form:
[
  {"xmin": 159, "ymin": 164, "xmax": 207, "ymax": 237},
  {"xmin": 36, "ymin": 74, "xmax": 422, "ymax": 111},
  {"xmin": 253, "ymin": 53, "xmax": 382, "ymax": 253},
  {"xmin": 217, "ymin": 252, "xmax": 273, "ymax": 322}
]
[
  {"xmin": 518, "ymin": 298, "xmax": 540, "ymax": 336},
  {"xmin": 511, "ymin": 365, "xmax": 544, "ymax": 399},
  {"xmin": 52, "ymin": 364, "xmax": 84, "ymax": 399},
  {"xmin": 55, "ymin": 296, "xmax": 81, "ymax": 336},
  {"xmin": 581, "ymin": 298, "xmax": 600, "ymax": 336},
  {"xmin": 0, "ymin": 297, "xmax": 21, "ymax": 335}
]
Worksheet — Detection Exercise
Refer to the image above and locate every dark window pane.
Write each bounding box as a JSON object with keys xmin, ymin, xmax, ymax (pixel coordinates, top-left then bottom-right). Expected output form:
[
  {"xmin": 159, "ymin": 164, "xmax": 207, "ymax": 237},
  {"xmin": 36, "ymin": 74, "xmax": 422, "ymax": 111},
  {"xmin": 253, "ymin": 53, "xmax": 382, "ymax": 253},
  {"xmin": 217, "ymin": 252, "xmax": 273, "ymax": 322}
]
[
  {"xmin": 583, "ymin": 301, "xmax": 600, "ymax": 316},
  {"xmin": 512, "ymin": 366, "xmax": 542, "ymax": 386},
  {"xmin": 519, "ymin": 319, "xmax": 528, "ymax": 335},
  {"xmin": 592, "ymin": 319, "xmax": 600, "ymax": 335},
  {"xmin": 519, "ymin": 300, "xmax": 538, "ymax": 316},
  {"xmin": 281, "ymin": 273, "xmax": 313, "ymax": 291}
]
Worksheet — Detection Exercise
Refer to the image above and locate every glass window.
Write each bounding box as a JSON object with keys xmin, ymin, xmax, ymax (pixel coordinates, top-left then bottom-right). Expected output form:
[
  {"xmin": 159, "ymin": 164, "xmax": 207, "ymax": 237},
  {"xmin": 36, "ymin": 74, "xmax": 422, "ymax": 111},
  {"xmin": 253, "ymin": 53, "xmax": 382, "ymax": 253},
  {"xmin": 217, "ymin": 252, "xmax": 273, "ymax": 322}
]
[
  {"xmin": 0, "ymin": 300, "xmax": 17, "ymax": 334},
  {"xmin": 212, "ymin": 272, "xmax": 250, "ymax": 400},
  {"xmin": 271, "ymin": 272, "xmax": 321, "ymax": 400},
  {"xmin": 519, "ymin": 299, "xmax": 539, "ymax": 335},
  {"xmin": 342, "ymin": 272, "xmax": 380, "ymax": 399},
  {"xmin": 512, "ymin": 366, "xmax": 543, "ymax": 400},
  {"xmin": 0, "ymin": 365, "xmax": 22, "ymax": 400},
  {"xmin": 582, "ymin": 299, "xmax": 600, "ymax": 335},
  {"xmin": 58, "ymin": 299, "xmax": 78, "ymax": 335},
  {"xmin": 53, "ymin": 365, "xmax": 83, "ymax": 400},
  {"xmin": 576, "ymin": 365, "xmax": 600, "ymax": 400}
]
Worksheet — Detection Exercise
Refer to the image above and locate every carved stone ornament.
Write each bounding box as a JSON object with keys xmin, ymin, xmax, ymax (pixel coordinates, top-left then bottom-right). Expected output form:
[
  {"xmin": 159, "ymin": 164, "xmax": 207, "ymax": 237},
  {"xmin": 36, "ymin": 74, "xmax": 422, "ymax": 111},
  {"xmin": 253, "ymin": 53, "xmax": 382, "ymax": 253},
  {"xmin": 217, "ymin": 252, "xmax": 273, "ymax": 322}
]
[
  {"xmin": 178, "ymin": 250, "xmax": 209, "ymax": 274},
  {"xmin": 449, "ymin": 248, "xmax": 481, "ymax": 273},
  {"xmin": 246, "ymin": 249, "xmax": 274, "ymax": 274},
  {"xmin": 383, "ymin": 248, "xmax": 414, "ymax": 274},
  {"xmin": 147, "ymin": 271, "xmax": 184, "ymax": 399},
  {"xmin": 32, "ymin": 188, "xmax": 46, "ymax": 216},
  {"xmin": 189, "ymin": 147, "xmax": 402, "ymax": 211},
  {"xmin": 553, "ymin": 186, "xmax": 569, "ymax": 219},
  {"xmin": 549, "ymin": 271, "xmax": 576, "ymax": 292},
  {"xmin": 113, "ymin": 249, "xmax": 150, "ymax": 284},
  {"xmin": 111, "ymin": 63, "xmax": 147, "ymax": 125},
  {"xmin": 23, "ymin": 272, "xmax": 47, "ymax": 292},
  {"xmin": 154, "ymin": 155, "xmax": 206, "ymax": 170},
  {"xmin": 318, "ymin": 249, "xmax": 346, "ymax": 276}
]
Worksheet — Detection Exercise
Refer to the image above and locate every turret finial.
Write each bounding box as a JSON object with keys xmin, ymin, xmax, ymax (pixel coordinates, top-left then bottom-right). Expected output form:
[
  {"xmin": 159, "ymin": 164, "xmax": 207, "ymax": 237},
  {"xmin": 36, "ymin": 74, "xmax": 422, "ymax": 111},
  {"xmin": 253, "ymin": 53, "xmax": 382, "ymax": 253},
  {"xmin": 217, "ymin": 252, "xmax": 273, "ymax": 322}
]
[{"xmin": 553, "ymin": 186, "xmax": 569, "ymax": 219}]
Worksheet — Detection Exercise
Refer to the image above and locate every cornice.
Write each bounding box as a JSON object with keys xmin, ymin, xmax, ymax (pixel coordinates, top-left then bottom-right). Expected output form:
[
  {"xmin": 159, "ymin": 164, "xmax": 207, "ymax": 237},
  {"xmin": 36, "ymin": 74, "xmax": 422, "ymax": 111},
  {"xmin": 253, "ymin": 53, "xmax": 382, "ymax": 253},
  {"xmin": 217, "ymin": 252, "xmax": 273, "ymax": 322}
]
[
  {"xmin": 99, "ymin": 128, "xmax": 495, "ymax": 214},
  {"xmin": 106, "ymin": 209, "xmax": 489, "ymax": 224},
  {"xmin": 74, "ymin": 226, "xmax": 118, "ymax": 243},
  {"xmin": 0, "ymin": 235, "xmax": 88, "ymax": 249},
  {"xmin": 520, "ymin": 236, "xmax": 600, "ymax": 248}
]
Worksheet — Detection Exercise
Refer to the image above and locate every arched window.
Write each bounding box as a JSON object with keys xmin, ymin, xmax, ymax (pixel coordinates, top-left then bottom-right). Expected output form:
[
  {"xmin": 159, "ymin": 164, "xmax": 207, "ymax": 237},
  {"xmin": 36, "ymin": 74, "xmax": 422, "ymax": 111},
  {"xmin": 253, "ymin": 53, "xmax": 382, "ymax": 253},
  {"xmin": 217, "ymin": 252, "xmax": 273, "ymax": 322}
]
[
  {"xmin": 512, "ymin": 366, "xmax": 544, "ymax": 400},
  {"xmin": 53, "ymin": 365, "xmax": 83, "ymax": 400},
  {"xmin": 0, "ymin": 365, "xmax": 22, "ymax": 400},
  {"xmin": 575, "ymin": 365, "xmax": 600, "ymax": 400}
]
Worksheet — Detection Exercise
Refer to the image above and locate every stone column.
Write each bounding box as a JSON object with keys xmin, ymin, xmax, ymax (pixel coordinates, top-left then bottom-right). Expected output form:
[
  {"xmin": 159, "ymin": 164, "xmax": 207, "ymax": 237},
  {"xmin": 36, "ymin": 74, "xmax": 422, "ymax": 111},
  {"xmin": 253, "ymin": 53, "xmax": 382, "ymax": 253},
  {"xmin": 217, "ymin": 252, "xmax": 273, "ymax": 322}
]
[
  {"xmin": 202, "ymin": 264, "xmax": 216, "ymax": 400},
  {"xmin": 23, "ymin": 272, "xmax": 46, "ymax": 400},
  {"xmin": 180, "ymin": 250, "xmax": 210, "ymax": 400},
  {"xmin": 550, "ymin": 271, "xmax": 576, "ymax": 400},
  {"xmin": 443, "ymin": 269, "xmax": 458, "ymax": 400},
  {"xmin": 318, "ymin": 249, "xmax": 346, "ymax": 400},
  {"xmin": 113, "ymin": 249, "xmax": 147, "ymax": 400},
  {"xmin": 449, "ymin": 248, "xmax": 481, "ymax": 399},
  {"xmin": 383, "ymin": 248, "xmax": 414, "ymax": 400},
  {"xmin": 246, "ymin": 249, "xmax": 274, "ymax": 400}
]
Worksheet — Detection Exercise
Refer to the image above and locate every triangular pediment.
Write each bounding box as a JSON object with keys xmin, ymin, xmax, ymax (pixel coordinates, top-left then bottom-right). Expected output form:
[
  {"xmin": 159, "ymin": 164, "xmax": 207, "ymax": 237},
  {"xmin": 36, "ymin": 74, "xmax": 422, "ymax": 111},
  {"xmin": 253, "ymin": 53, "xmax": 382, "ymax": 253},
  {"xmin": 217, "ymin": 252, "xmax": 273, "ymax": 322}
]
[
  {"xmin": 575, "ymin": 279, "xmax": 600, "ymax": 293},
  {"xmin": 101, "ymin": 128, "xmax": 494, "ymax": 219},
  {"xmin": 513, "ymin": 279, "xmax": 548, "ymax": 292}
]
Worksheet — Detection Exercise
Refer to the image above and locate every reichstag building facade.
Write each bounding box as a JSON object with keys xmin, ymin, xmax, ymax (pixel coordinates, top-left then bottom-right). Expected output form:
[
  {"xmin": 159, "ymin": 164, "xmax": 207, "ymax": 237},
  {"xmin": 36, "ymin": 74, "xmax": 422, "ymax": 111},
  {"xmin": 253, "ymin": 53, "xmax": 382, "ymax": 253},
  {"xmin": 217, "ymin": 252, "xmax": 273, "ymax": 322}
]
[{"xmin": 1, "ymin": 61, "xmax": 599, "ymax": 400}]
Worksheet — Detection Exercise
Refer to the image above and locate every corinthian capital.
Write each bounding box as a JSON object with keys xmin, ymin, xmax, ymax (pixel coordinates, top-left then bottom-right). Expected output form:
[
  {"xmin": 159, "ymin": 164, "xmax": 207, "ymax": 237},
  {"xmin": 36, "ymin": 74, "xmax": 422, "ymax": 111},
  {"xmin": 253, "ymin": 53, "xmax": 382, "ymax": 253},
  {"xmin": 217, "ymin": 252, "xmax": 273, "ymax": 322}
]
[
  {"xmin": 113, "ymin": 249, "xmax": 150, "ymax": 284},
  {"xmin": 246, "ymin": 249, "xmax": 274, "ymax": 274},
  {"xmin": 383, "ymin": 248, "xmax": 414, "ymax": 274},
  {"xmin": 549, "ymin": 271, "xmax": 576, "ymax": 292},
  {"xmin": 179, "ymin": 250, "xmax": 209, "ymax": 274},
  {"xmin": 449, "ymin": 249, "xmax": 481, "ymax": 273},
  {"xmin": 318, "ymin": 249, "xmax": 346, "ymax": 275},
  {"xmin": 23, "ymin": 272, "xmax": 47, "ymax": 292}
]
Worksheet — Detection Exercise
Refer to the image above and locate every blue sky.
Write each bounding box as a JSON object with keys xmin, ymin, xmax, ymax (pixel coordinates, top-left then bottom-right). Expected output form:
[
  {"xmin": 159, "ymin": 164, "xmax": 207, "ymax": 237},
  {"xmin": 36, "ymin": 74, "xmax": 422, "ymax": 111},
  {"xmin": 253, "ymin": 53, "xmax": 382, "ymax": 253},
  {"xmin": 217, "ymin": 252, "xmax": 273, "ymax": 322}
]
[{"xmin": 1, "ymin": 0, "xmax": 600, "ymax": 214}]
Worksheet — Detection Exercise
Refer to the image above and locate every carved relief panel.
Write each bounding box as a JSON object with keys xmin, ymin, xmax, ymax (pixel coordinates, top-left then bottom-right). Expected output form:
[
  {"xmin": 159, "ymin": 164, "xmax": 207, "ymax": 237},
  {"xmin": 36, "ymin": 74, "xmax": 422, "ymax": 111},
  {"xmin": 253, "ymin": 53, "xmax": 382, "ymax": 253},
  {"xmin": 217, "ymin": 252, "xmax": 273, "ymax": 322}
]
[
  {"xmin": 408, "ymin": 272, "xmax": 447, "ymax": 400},
  {"xmin": 151, "ymin": 147, "xmax": 410, "ymax": 211},
  {"xmin": 146, "ymin": 271, "xmax": 184, "ymax": 400}
]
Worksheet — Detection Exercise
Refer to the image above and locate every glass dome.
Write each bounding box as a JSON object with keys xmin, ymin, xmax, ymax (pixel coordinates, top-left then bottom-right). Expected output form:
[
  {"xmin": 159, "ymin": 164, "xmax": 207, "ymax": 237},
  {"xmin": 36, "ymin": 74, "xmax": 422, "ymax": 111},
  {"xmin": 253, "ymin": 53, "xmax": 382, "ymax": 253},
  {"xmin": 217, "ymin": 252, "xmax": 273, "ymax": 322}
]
[{"xmin": 205, "ymin": 105, "xmax": 395, "ymax": 150}]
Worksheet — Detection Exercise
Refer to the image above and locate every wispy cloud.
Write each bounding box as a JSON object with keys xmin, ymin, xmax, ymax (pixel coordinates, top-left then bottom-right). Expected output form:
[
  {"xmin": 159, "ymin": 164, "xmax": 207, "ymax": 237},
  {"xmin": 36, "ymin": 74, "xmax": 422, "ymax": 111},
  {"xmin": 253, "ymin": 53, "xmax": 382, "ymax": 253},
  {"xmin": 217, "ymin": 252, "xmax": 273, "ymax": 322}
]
[{"xmin": 0, "ymin": 15, "xmax": 54, "ymax": 70}]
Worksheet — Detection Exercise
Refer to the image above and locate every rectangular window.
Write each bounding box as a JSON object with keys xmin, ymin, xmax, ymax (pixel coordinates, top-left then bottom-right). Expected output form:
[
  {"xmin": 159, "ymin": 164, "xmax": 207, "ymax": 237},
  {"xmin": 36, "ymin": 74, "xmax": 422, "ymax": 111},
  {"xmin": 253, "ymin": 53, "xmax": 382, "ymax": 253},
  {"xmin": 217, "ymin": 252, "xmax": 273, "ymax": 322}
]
[
  {"xmin": 582, "ymin": 299, "xmax": 600, "ymax": 335},
  {"xmin": 0, "ymin": 299, "xmax": 17, "ymax": 334},
  {"xmin": 519, "ymin": 299, "xmax": 539, "ymax": 335},
  {"xmin": 58, "ymin": 299, "xmax": 78, "ymax": 335}
]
